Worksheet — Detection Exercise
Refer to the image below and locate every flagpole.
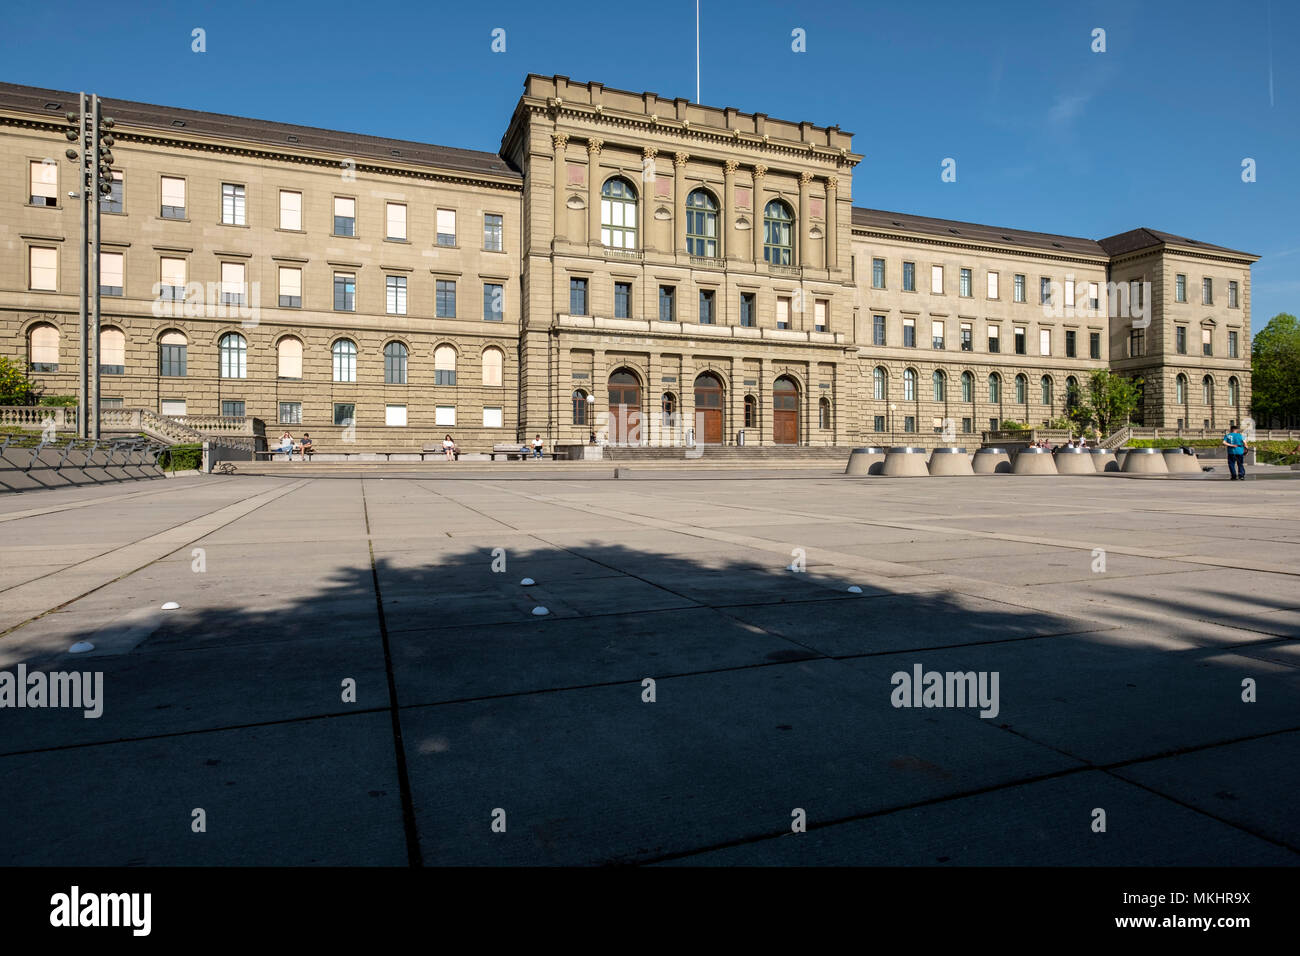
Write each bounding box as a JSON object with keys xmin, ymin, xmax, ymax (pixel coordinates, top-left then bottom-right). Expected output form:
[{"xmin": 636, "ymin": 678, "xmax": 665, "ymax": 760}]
[{"xmin": 695, "ymin": 0, "xmax": 700, "ymax": 102}]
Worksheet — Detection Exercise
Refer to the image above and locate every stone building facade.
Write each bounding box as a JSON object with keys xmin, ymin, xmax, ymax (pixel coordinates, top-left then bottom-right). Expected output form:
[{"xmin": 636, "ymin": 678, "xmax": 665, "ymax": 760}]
[{"xmin": 0, "ymin": 75, "xmax": 1258, "ymax": 450}]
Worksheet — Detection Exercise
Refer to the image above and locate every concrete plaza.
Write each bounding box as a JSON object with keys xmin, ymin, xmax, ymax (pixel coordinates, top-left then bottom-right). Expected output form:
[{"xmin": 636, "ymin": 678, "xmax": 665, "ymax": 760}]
[{"xmin": 0, "ymin": 467, "xmax": 1297, "ymax": 866}]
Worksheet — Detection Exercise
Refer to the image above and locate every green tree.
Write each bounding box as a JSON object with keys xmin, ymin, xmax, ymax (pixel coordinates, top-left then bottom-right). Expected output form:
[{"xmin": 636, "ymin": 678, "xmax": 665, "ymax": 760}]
[
  {"xmin": 1082, "ymin": 368, "xmax": 1142, "ymax": 436},
  {"xmin": 0, "ymin": 356, "xmax": 41, "ymax": 406},
  {"xmin": 1251, "ymin": 313, "xmax": 1300, "ymax": 426}
]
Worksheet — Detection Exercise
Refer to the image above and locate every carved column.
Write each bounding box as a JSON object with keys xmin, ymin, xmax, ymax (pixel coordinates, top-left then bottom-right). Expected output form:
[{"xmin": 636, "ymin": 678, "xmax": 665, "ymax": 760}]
[
  {"xmin": 587, "ymin": 138, "xmax": 603, "ymax": 246},
  {"xmin": 751, "ymin": 164, "xmax": 767, "ymax": 265},
  {"xmin": 723, "ymin": 160, "xmax": 738, "ymax": 261},
  {"xmin": 825, "ymin": 175, "xmax": 838, "ymax": 271},
  {"xmin": 641, "ymin": 147, "xmax": 657, "ymax": 253},
  {"xmin": 551, "ymin": 133, "xmax": 568, "ymax": 242},
  {"xmin": 673, "ymin": 152, "xmax": 689, "ymax": 254},
  {"xmin": 798, "ymin": 172, "xmax": 812, "ymax": 269}
]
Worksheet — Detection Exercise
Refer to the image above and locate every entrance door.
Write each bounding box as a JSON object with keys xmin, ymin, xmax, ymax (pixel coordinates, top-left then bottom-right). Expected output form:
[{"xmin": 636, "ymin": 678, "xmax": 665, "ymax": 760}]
[
  {"xmin": 693, "ymin": 372, "xmax": 724, "ymax": 445},
  {"xmin": 608, "ymin": 369, "xmax": 641, "ymax": 444},
  {"xmin": 773, "ymin": 376, "xmax": 799, "ymax": 445}
]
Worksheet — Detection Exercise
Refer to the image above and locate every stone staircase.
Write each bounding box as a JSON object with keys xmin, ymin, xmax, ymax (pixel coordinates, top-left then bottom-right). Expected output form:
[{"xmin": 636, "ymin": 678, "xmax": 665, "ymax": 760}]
[{"xmin": 601, "ymin": 444, "xmax": 848, "ymax": 462}]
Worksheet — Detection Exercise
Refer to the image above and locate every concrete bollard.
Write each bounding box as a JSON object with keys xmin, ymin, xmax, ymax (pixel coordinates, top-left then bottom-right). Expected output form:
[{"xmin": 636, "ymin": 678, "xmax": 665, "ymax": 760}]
[
  {"xmin": 972, "ymin": 447, "xmax": 1012, "ymax": 474},
  {"xmin": 845, "ymin": 446, "xmax": 888, "ymax": 476},
  {"xmin": 1012, "ymin": 446, "xmax": 1059, "ymax": 475},
  {"xmin": 1121, "ymin": 447, "xmax": 1169, "ymax": 474},
  {"xmin": 1088, "ymin": 448, "xmax": 1119, "ymax": 472},
  {"xmin": 927, "ymin": 447, "xmax": 974, "ymax": 476},
  {"xmin": 1163, "ymin": 448, "xmax": 1202, "ymax": 474},
  {"xmin": 1053, "ymin": 446, "xmax": 1096, "ymax": 475},
  {"xmin": 881, "ymin": 446, "xmax": 930, "ymax": 477}
]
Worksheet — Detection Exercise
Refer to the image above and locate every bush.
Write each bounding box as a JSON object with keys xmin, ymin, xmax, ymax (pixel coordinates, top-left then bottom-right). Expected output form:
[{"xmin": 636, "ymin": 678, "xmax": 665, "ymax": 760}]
[
  {"xmin": 999, "ymin": 420, "xmax": 1030, "ymax": 431},
  {"xmin": 157, "ymin": 443, "xmax": 202, "ymax": 471},
  {"xmin": 39, "ymin": 395, "xmax": 78, "ymax": 407},
  {"xmin": 0, "ymin": 356, "xmax": 41, "ymax": 405}
]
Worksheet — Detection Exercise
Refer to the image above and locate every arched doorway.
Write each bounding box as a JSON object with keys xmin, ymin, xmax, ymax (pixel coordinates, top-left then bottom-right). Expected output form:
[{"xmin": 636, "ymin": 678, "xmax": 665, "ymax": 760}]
[
  {"xmin": 608, "ymin": 369, "xmax": 642, "ymax": 444},
  {"xmin": 773, "ymin": 376, "xmax": 799, "ymax": 445},
  {"xmin": 693, "ymin": 372, "xmax": 724, "ymax": 444}
]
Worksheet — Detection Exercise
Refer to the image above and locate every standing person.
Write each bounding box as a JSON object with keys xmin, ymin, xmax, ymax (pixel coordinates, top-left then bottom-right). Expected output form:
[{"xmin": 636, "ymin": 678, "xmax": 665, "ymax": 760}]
[
  {"xmin": 1222, "ymin": 423, "xmax": 1249, "ymax": 480},
  {"xmin": 442, "ymin": 434, "xmax": 456, "ymax": 461},
  {"xmin": 532, "ymin": 434, "xmax": 544, "ymax": 459},
  {"xmin": 278, "ymin": 431, "xmax": 295, "ymax": 461}
]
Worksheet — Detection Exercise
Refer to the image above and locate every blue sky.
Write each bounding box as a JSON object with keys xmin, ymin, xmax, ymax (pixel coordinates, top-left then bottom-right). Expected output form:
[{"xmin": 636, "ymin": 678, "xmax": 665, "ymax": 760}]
[{"xmin": 2, "ymin": 0, "xmax": 1296, "ymax": 324}]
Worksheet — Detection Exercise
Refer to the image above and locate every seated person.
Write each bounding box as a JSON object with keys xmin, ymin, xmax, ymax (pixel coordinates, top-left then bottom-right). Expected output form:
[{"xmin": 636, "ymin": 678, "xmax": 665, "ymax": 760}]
[{"xmin": 299, "ymin": 434, "xmax": 314, "ymax": 458}]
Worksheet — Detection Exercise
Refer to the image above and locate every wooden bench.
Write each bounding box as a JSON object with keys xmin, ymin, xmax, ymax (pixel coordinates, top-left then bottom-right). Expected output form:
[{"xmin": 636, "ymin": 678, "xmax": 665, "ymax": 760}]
[{"xmin": 421, "ymin": 443, "xmax": 460, "ymax": 460}]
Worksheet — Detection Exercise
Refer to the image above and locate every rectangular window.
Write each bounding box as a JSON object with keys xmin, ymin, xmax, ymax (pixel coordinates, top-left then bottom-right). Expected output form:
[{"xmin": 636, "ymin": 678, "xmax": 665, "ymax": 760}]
[
  {"xmin": 1175, "ymin": 274, "xmax": 1187, "ymax": 303},
  {"xmin": 333, "ymin": 403, "xmax": 355, "ymax": 427},
  {"xmin": 777, "ymin": 296, "xmax": 791, "ymax": 330},
  {"xmin": 278, "ymin": 402, "xmax": 302, "ymax": 425},
  {"xmin": 987, "ymin": 271, "xmax": 999, "ymax": 300},
  {"xmin": 873, "ymin": 415, "xmax": 885, "ymax": 433},
  {"xmin": 930, "ymin": 265, "xmax": 944, "ymax": 294},
  {"xmin": 334, "ymin": 272, "xmax": 356, "ymax": 312},
  {"xmin": 959, "ymin": 268, "xmax": 972, "ymax": 297},
  {"xmin": 873, "ymin": 315, "xmax": 886, "ymax": 346},
  {"xmin": 1130, "ymin": 279, "xmax": 1142, "ymax": 313},
  {"xmin": 333, "ymin": 196, "xmax": 356, "ymax": 236},
  {"xmin": 903, "ymin": 261, "xmax": 915, "ymax": 292},
  {"xmin": 1202, "ymin": 277, "xmax": 1213, "ymax": 305},
  {"xmin": 1039, "ymin": 328, "xmax": 1051, "ymax": 356},
  {"xmin": 436, "ymin": 279, "xmax": 456, "ymax": 318},
  {"xmin": 386, "ymin": 275, "xmax": 408, "ymax": 315},
  {"xmin": 1130, "ymin": 328, "xmax": 1146, "ymax": 357},
  {"xmin": 814, "ymin": 299, "xmax": 827, "ymax": 333},
  {"xmin": 161, "ymin": 399, "xmax": 187, "ymax": 417},
  {"xmin": 659, "ymin": 285, "xmax": 675, "ymax": 321},
  {"xmin": 988, "ymin": 325, "xmax": 1000, "ymax": 353},
  {"xmin": 1039, "ymin": 277, "xmax": 1052, "ymax": 305},
  {"xmin": 699, "ymin": 288, "xmax": 715, "ymax": 324},
  {"xmin": 221, "ymin": 183, "xmax": 246, "ymax": 225},
  {"xmin": 220, "ymin": 262, "xmax": 246, "ymax": 305},
  {"xmin": 1176, "ymin": 326, "xmax": 1187, "ymax": 354},
  {"xmin": 435, "ymin": 405, "xmax": 456, "ymax": 426},
  {"xmin": 961, "ymin": 417, "xmax": 972, "ymax": 434},
  {"xmin": 161, "ymin": 176, "xmax": 186, "ymax": 219},
  {"xmin": 160, "ymin": 341, "xmax": 186, "ymax": 377},
  {"xmin": 278, "ymin": 266, "xmax": 302, "ymax": 308},
  {"xmin": 1064, "ymin": 279, "xmax": 1076, "ymax": 308},
  {"xmin": 1089, "ymin": 331, "xmax": 1101, "ymax": 360},
  {"xmin": 99, "ymin": 251, "xmax": 124, "ymax": 296},
  {"xmin": 570, "ymin": 277, "xmax": 588, "ymax": 315},
  {"xmin": 1228, "ymin": 281, "xmax": 1239, "ymax": 308},
  {"xmin": 932, "ymin": 320, "xmax": 944, "ymax": 349},
  {"xmin": 740, "ymin": 292, "xmax": 756, "ymax": 327},
  {"xmin": 484, "ymin": 283, "xmax": 504, "ymax": 321},
  {"xmin": 385, "ymin": 404, "xmax": 407, "ymax": 427},
  {"xmin": 437, "ymin": 208, "xmax": 456, "ymax": 246},
  {"xmin": 1014, "ymin": 326, "xmax": 1026, "ymax": 355},
  {"xmin": 29, "ymin": 246, "xmax": 57, "ymax": 290},
  {"xmin": 100, "ymin": 171, "xmax": 124, "ymax": 214},
  {"xmin": 1089, "ymin": 282, "xmax": 1100, "ymax": 311},
  {"xmin": 29, "ymin": 160, "xmax": 57, "ymax": 206},
  {"xmin": 1014, "ymin": 273, "xmax": 1026, "ymax": 303},
  {"xmin": 279, "ymin": 190, "xmax": 302, "ymax": 230},
  {"xmin": 902, "ymin": 317, "xmax": 916, "ymax": 348},
  {"xmin": 483, "ymin": 406, "xmax": 504, "ymax": 428},
  {"xmin": 960, "ymin": 322, "xmax": 972, "ymax": 351},
  {"xmin": 159, "ymin": 256, "xmax": 186, "ymax": 300},
  {"xmin": 386, "ymin": 202, "xmax": 407, "ymax": 241},
  {"xmin": 1065, "ymin": 330, "xmax": 1077, "ymax": 358},
  {"xmin": 484, "ymin": 214, "xmax": 503, "ymax": 251},
  {"xmin": 872, "ymin": 258, "xmax": 885, "ymax": 289},
  {"xmin": 904, "ymin": 415, "xmax": 916, "ymax": 433},
  {"xmin": 1202, "ymin": 327, "xmax": 1212, "ymax": 356},
  {"xmin": 1228, "ymin": 330, "xmax": 1239, "ymax": 358},
  {"xmin": 221, "ymin": 400, "xmax": 245, "ymax": 418}
]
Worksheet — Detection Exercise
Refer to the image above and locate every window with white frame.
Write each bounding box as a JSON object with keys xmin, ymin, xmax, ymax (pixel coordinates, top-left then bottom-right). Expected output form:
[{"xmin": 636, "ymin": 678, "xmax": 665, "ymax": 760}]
[
  {"xmin": 437, "ymin": 208, "xmax": 456, "ymax": 246},
  {"xmin": 29, "ymin": 246, "xmax": 57, "ymax": 290},
  {"xmin": 99, "ymin": 251, "xmax": 124, "ymax": 296},
  {"xmin": 333, "ymin": 196, "xmax": 356, "ymax": 236},
  {"xmin": 987, "ymin": 271, "xmax": 998, "ymax": 299},
  {"xmin": 279, "ymin": 190, "xmax": 302, "ymax": 230},
  {"xmin": 386, "ymin": 275, "xmax": 407, "ymax": 315},
  {"xmin": 930, "ymin": 265, "xmax": 944, "ymax": 294},
  {"xmin": 385, "ymin": 404, "xmax": 407, "ymax": 427},
  {"xmin": 278, "ymin": 266, "xmax": 302, "ymax": 308},
  {"xmin": 221, "ymin": 183, "xmax": 246, "ymax": 225},
  {"xmin": 386, "ymin": 202, "xmax": 407, "ymax": 241},
  {"xmin": 1040, "ymin": 328, "xmax": 1051, "ymax": 355},
  {"xmin": 220, "ymin": 262, "xmax": 246, "ymax": 305},
  {"xmin": 29, "ymin": 160, "xmax": 57, "ymax": 206},
  {"xmin": 161, "ymin": 176, "xmax": 186, "ymax": 219},
  {"xmin": 435, "ymin": 405, "xmax": 456, "ymax": 426},
  {"xmin": 483, "ymin": 406, "xmax": 503, "ymax": 428}
]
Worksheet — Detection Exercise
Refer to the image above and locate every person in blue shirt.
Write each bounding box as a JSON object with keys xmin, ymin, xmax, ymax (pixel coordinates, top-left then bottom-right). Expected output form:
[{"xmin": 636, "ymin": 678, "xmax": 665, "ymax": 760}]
[{"xmin": 1222, "ymin": 424, "xmax": 1249, "ymax": 480}]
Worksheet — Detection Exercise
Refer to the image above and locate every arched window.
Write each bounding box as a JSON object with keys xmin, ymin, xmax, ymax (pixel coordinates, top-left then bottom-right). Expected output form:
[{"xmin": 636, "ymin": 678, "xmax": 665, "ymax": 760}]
[
  {"xmin": 686, "ymin": 189, "xmax": 719, "ymax": 257},
  {"xmin": 988, "ymin": 373, "xmax": 1001, "ymax": 404},
  {"xmin": 99, "ymin": 327, "xmax": 125, "ymax": 375},
  {"xmin": 277, "ymin": 337, "xmax": 302, "ymax": 379},
  {"xmin": 819, "ymin": 396, "xmax": 831, "ymax": 429},
  {"xmin": 600, "ymin": 177, "xmax": 638, "ymax": 249},
  {"xmin": 331, "ymin": 339, "xmax": 356, "ymax": 383},
  {"xmin": 961, "ymin": 371, "xmax": 973, "ymax": 403},
  {"xmin": 434, "ymin": 345, "xmax": 457, "ymax": 386},
  {"xmin": 744, "ymin": 394, "xmax": 757, "ymax": 429},
  {"xmin": 1176, "ymin": 374, "xmax": 1188, "ymax": 405},
  {"xmin": 1202, "ymin": 375, "xmax": 1213, "ymax": 406},
  {"xmin": 1066, "ymin": 375, "xmax": 1080, "ymax": 409},
  {"xmin": 903, "ymin": 368, "xmax": 917, "ymax": 401},
  {"xmin": 573, "ymin": 389, "xmax": 589, "ymax": 425},
  {"xmin": 219, "ymin": 332, "xmax": 247, "ymax": 379},
  {"xmin": 1228, "ymin": 376, "xmax": 1239, "ymax": 407},
  {"xmin": 933, "ymin": 370, "xmax": 946, "ymax": 402},
  {"xmin": 661, "ymin": 391, "xmax": 677, "ymax": 418},
  {"xmin": 1015, "ymin": 374, "xmax": 1027, "ymax": 405},
  {"xmin": 1041, "ymin": 375, "xmax": 1053, "ymax": 407},
  {"xmin": 873, "ymin": 366, "xmax": 887, "ymax": 401},
  {"xmin": 384, "ymin": 341, "xmax": 408, "ymax": 385},
  {"xmin": 481, "ymin": 347, "xmax": 503, "ymax": 387},
  {"xmin": 159, "ymin": 330, "xmax": 187, "ymax": 377},
  {"xmin": 763, "ymin": 200, "xmax": 794, "ymax": 265}
]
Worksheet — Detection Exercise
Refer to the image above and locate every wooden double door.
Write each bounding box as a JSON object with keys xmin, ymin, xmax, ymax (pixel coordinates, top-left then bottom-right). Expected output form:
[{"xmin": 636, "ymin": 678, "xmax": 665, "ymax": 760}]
[
  {"xmin": 608, "ymin": 370, "xmax": 641, "ymax": 444},
  {"xmin": 693, "ymin": 373, "xmax": 724, "ymax": 445},
  {"xmin": 773, "ymin": 377, "xmax": 799, "ymax": 445}
]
